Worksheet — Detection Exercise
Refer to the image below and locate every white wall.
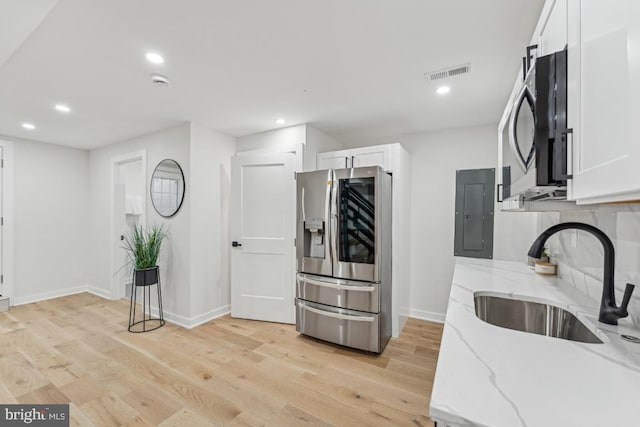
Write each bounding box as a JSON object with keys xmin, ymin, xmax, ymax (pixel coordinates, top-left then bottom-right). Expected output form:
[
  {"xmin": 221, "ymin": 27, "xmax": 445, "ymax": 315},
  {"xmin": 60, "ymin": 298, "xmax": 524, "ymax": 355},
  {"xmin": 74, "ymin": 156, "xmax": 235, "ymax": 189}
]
[
  {"xmin": 88, "ymin": 122, "xmax": 236, "ymax": 327},
  {"xmin": 304, "ymin": 125, "xmax": 343, "ymax": 171},
  {"xmin": 341, "ymin": 124, "xmax": 537, "ymax": 319},
  {"xmin": 538, "ymin": 207, "xmax": 640, "ymax": 328},
  {"xmin": 189, "ymin": 123, "xmax": 236, "ymax": 320},
  {"xmin": 236, "ymin": 124, "xmax": 343, "ymax": 172},
  {"xmin": 236, "ymin": 124, "xmax": 306, "ymax": 154},
  {"xmin": 8, "ymin": 137, "xmax": 90, "ymax": 304},
  {"xmin": 88, "ymin": 124, "xmax": 192, "ymax": 320}
]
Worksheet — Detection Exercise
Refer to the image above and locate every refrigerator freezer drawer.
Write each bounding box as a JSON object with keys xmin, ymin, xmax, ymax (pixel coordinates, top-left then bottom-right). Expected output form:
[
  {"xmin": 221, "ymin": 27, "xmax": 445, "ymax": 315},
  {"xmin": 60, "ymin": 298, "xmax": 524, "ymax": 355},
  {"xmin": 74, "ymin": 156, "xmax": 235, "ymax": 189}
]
[
  {"xmin": 296, "ymin": 273, "xmax": 380, "ymax": 312},
  {"xmin": 296, "ymin": 299, "xmax": 381, "ymax": 353}
]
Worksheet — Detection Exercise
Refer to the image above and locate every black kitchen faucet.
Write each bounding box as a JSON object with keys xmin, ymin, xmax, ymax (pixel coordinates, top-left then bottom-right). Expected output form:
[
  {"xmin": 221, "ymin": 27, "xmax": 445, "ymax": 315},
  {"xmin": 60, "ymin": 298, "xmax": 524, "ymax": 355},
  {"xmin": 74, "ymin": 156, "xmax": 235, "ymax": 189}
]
[{"xmin": 528, "ymin": 222, "xmax": 635, "ymax": 325}]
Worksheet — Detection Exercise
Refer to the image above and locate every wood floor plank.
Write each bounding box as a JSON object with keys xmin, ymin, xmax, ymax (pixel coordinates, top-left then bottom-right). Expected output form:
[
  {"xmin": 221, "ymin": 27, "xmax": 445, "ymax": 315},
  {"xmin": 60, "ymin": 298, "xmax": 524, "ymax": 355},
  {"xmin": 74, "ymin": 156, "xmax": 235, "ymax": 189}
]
[
  {"xmin": 370, "ymin": 402, "xmax": 435, "ymax": 427},
  {"xmin": 227, "ymin": 411, "xmax": 268, "ymax": 427},
  {"xmin": 204, "ymin": 370, "xmax": 287, "ymax": 421},
  {"xmin": 105, "ymin": 346, "xmax": 242, "ymax": 423},
  {"xmin": 0, "ymin": 293, "xmax": 444, "ymax": 426},
  {"xmin": 267, "ymin": 404, "xmax": 333, "ymax": 427},
  {"xmin": 80, "ymin": 393, "xmax": 151, "ymax": 427},
  {"xmin": 16, "ymin": 383, "xmax": 70, "ymax": 404},
  {"xmin": 0, "ymin": 352, "xmax": 50, "ymax": 396},
  {"xmin": 69, "ymin": 402, "xmax": 97, "ymax": 427},
  {"xmin": 59, "ymin": 376, "xmax": 110, "ymax": 406},
  {"xmin": 157, "ymin": 408, "xmax": 218, "ymax": 427},
  {"xmin": 123, "ymin": 386, "xmax": 183, "ymax": 425}
]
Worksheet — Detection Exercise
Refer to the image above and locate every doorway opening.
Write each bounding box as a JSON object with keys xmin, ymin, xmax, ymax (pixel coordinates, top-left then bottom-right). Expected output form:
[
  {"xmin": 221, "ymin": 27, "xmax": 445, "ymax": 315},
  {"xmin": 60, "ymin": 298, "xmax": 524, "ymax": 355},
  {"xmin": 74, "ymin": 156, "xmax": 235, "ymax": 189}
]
[
  {"xmin": 0, "ymin": 142, "xmax": 13, "ymax": 310},
  {"xmin": 111, "ymin": 151, "xmax": 147, "ymax": 300},
  {"xmin": 0, "ymin": 146, "xmax": 5, "ymax": 309}
]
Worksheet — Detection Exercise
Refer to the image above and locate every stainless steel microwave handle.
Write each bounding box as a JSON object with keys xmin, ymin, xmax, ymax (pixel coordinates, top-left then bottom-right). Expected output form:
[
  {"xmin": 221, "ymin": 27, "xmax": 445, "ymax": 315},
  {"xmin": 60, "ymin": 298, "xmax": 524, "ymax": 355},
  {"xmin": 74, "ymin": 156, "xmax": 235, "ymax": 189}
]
[
  {"xmin": 301, "ymin": 277, "xmax": 375, "ymax": 292},
  {"xmin": 299, "ymin": 303, "xmax": 375, "ymax": 322},
  {"xmin": 560, "ymin": 128, "xmax": 574, "ymax": 180},
  {"xmin": 508, "ymin": 84, "xmax": 532, "ymax": 173}
]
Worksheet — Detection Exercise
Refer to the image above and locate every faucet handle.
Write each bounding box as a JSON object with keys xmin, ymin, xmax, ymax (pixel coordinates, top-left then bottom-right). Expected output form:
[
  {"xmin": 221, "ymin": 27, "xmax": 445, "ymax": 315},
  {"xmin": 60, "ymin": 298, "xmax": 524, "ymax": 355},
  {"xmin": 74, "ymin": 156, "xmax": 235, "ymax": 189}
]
[{"xmin": 620, "ymin": 283, "xmax": 635, "ymax": 314}]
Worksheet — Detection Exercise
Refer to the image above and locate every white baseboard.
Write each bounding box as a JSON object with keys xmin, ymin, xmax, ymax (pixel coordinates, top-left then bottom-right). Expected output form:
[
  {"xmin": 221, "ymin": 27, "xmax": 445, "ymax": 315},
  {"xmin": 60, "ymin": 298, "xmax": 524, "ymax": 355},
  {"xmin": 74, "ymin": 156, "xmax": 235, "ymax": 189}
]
[
  {"xmin": 14, "ymin": 284, "xmax": 231, "ymax": 330},
  {"xmin": 188, "ymin": 305, "xmax": 231, "ymax": 328},
  {"xmin": 12, "ymin": 286, "xmax": 88, "ymax": 306},
  {"xmin": 151, "ymin": 308, "xmax": 191, "ymax": 328},
  {"xmin": 410, "ymin": 308, "xmax": 445, "ymax": 324},
  {"xmin": 10, "ymin": 282, "xmax": 232, "ymax": 330},
  {"xmin": 149, "ymin": 304, "xmax": 230, "ymax": 329},
  {"xmin": 87, "ymin": 285, "xmax": 112, "ymax": 300}
]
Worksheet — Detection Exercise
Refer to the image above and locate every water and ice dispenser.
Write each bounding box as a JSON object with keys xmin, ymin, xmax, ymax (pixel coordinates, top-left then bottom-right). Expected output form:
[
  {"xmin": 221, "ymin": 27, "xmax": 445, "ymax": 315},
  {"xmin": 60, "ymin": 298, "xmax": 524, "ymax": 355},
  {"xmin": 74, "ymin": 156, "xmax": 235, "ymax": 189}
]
[{"xmin": 303, "ymin": 217, "xmax": 325, "ymax": 258}]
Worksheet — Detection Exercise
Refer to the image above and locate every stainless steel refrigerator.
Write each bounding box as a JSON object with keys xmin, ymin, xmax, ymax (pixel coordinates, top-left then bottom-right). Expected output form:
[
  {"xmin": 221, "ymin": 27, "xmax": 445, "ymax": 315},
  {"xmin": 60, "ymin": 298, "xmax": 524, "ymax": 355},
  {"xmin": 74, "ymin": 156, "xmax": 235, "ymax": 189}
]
[{"xmin": 295, "ymin": 166, "xmax": 392, "ymax": 353}]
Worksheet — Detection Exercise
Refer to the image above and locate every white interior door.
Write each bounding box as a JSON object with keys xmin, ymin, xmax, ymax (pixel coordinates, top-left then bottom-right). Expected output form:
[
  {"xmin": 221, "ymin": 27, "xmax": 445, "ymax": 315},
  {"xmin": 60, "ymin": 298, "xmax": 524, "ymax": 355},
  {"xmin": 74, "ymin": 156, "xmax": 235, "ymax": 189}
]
[{"xmin": 231, "ymin": 153, "xmax": 295, "ymax": 323}]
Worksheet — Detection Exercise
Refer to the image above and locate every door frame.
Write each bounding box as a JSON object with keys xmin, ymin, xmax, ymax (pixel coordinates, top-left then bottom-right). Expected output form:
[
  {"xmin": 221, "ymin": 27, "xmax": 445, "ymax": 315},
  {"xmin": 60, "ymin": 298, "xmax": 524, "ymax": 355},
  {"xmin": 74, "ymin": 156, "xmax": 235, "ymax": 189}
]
[
  {"xmin": 110, "ymin": 150, "xmax": 147, "ymax": 300},
  {"xmin": 0, "ymin": 141, "xmax": 14, "ymax": 302}
]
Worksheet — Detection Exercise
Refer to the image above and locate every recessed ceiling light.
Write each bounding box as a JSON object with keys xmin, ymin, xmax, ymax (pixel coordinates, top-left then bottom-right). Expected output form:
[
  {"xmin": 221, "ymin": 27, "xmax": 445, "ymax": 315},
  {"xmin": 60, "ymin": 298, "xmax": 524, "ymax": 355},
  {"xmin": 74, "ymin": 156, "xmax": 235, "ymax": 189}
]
[
  {"xmin": 275, "ymin": 118, "xmax": 286, "ymax": 125},
  {"xmin": 22, "ymin": 122, "xmax": 36, "ymax": 130},
  {"xmin": 55, "ymin": 104, "xmax": 71, "ymax": 113},
  {"xmin": 436, "ymin": 86, "xmax": 451, "ymax": 95},
  {"xmin": 146, "ymin": 52, "xmax": 164, "ymax": 64}
]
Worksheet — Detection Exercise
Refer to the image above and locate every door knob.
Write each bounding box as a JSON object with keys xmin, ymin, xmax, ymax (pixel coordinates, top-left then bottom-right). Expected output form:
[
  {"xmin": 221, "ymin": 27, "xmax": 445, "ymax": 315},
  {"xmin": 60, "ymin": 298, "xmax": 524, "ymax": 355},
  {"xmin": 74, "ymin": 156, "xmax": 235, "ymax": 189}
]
[{"xmin": 232, "ymin": 241, "xmax": 242, "ymax": 247}]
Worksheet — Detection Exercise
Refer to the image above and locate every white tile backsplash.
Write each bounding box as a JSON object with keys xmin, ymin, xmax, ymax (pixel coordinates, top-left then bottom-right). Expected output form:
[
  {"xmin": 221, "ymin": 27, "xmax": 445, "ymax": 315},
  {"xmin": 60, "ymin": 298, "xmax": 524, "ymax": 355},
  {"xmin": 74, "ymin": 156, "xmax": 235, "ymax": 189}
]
[{"xmin": 540, "ymin": 205, "xmax": 640, "ymax": 328}]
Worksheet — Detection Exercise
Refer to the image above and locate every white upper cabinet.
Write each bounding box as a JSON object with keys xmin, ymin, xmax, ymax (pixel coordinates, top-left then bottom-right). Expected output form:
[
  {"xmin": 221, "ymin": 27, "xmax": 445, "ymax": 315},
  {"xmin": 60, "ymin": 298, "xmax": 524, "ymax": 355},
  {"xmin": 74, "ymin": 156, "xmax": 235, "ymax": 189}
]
[
  {"xmin": 350, "ymin": 145, "xmax": 392, "ymax": 170},
  {"xmin": 567, "ymin": 0, "xmax": 640, "ymax": 203},
  {"xmin": 316, "ymin": 149, "xmax": 352, "ymax": 170},
  {"xmin": 317, "ymin": 145, "xmax": 393, "ymax": 171}
]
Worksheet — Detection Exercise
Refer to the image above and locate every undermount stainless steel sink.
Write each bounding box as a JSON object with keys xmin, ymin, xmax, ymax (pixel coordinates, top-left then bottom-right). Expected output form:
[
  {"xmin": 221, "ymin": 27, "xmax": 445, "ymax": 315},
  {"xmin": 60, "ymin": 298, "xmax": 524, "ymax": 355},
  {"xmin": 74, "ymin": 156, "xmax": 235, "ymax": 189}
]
[{"xmin": 474, "ymin": 294, "xmax": 603, "ymax": 344}]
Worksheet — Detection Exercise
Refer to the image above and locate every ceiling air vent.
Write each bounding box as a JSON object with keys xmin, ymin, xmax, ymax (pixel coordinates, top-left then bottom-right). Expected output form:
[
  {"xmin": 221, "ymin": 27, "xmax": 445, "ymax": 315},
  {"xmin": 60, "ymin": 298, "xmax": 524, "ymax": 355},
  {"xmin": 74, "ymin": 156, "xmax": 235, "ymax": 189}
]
[
  {"xmin": 151, "ymin": 74, "xmax": 170, "ymax": 87},
  {"xmin": 425, "ymin": 63, "xmax": 471, "ymax": 82}
]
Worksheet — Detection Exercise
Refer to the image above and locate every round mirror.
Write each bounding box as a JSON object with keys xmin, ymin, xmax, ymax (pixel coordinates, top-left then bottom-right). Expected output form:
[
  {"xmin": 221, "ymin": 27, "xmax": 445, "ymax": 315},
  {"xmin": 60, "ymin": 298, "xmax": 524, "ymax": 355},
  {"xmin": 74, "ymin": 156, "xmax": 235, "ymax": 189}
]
[{"xmin": 151, "ymin": 159, "xmax": 185, "ymax": 217}]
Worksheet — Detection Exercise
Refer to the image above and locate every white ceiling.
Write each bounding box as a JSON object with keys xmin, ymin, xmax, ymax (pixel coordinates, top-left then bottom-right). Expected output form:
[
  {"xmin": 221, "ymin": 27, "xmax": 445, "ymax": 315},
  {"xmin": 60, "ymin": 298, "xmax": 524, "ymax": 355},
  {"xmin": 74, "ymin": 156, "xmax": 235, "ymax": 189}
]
[
  {"xmin": 0, "ymin": 0, "xmax": 544, "ymax": 149},
  {"xmin": 0, "ymin": 0, "xmax": 58, "ymax": 69}
]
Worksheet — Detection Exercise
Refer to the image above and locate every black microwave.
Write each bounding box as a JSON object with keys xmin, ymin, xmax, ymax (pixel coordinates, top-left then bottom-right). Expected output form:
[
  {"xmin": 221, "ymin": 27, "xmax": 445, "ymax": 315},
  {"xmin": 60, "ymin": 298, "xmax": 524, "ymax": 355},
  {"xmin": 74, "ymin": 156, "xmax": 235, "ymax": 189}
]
[{"xmin": 501, "ymin": 47, "xmax": 569, "ymax": 202}]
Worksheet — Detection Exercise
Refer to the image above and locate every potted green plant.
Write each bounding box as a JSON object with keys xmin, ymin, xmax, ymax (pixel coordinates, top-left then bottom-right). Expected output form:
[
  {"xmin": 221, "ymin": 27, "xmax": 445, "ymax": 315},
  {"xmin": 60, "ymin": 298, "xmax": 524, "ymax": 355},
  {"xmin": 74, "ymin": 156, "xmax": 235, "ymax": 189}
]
[
  {"xmin": 541, "ymin": 247, "xmax": 550, "ymax": 263},
  {"xmin": 122, "ymin": 223, "xmax": 167, "ymax": 286}
]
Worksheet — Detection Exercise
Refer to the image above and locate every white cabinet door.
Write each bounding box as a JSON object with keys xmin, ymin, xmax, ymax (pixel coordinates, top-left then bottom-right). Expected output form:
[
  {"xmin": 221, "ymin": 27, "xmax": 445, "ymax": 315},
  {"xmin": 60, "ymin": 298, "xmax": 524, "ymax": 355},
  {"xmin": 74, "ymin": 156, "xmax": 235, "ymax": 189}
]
[
  {"xmin": 318, "ymin": 145, "xmax": 394, "ymax": 172},
  {"xmin": 538, "ymin": 0, "xmax": 568, "ymax": 56},
  {"xmin": 569, "ymin": 0, "xmax": 640, "ymax": 203},
  {"xmin": 230, "ymin": 153, "xmax": 296, "ymax": 323},
  {"xmin": 351, "ymin": 145, "xmax": 392, "ymax": 171},
  {"xmin": 317, "ymin": 149, "xmax": 351, "ymax": 170}
]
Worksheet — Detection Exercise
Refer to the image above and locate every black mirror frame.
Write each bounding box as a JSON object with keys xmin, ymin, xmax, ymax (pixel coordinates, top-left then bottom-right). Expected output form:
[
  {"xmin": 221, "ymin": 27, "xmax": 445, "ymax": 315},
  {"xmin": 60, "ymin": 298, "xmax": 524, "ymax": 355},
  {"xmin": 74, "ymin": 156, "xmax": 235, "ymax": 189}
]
[{"xmin": 150, "ymin": 159, "xmax": 185, "ymax": 218}]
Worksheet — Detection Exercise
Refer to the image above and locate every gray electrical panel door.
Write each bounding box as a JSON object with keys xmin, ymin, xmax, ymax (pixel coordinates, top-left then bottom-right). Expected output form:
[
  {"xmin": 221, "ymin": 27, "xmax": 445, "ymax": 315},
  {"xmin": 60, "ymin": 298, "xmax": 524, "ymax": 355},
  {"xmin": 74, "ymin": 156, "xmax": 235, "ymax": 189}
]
[{"xmin": 454, "ymin": 168, "xmax": 495, "ymax": 259}]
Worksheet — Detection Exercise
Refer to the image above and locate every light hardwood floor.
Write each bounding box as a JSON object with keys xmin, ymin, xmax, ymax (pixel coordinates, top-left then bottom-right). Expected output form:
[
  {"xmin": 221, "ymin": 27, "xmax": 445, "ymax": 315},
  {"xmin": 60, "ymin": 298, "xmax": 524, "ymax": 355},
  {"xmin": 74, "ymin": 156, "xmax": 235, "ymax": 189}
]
[{"xmin": 0, "ymin": 293, "xmax": 443, "ymax": 426}]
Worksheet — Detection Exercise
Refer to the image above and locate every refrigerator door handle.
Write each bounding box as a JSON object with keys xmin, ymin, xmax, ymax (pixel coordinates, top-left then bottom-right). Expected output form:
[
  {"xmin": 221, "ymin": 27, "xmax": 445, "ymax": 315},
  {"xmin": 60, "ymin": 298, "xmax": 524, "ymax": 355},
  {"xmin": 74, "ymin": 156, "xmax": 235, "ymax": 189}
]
[
  {"xmin": 330, "ymin": 170, "xmax": 339, "ymax": 268},
  {"xmin": 302, "ymin": 277, "xmax": 375, "ymax": 292},
  {"xmin": 299, "ymin": 303, "xmax": 375, "ymax": 322}
]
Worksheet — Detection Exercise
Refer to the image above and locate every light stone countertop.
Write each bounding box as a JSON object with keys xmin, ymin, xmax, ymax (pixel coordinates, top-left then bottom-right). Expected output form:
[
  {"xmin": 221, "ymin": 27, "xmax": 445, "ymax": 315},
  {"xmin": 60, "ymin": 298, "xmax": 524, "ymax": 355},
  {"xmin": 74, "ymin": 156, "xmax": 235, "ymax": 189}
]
[{"xmin": 430, "ymin": 257, "xmax": 640, "ymax": 427}]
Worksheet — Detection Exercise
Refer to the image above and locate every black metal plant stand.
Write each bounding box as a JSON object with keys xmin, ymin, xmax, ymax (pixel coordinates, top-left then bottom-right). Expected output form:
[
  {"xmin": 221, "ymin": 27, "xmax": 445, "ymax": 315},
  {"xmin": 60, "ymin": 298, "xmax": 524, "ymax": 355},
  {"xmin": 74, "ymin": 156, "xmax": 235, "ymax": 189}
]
[{"xmin": 128, "ymin": 266, "xmax": 165, "ymax": 333}]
